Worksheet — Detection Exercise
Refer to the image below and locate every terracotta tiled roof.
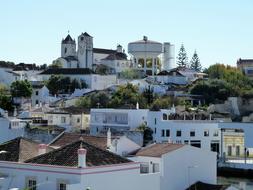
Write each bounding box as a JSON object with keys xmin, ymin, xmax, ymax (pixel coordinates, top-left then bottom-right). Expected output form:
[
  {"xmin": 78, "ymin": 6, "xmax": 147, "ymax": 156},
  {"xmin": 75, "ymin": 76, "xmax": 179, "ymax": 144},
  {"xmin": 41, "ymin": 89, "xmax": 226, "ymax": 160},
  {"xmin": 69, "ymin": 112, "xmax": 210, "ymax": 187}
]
[
  {"xmin": 134, "ymin": 143, "xmax": 185, "ymax": 157},
  {"xmin": 0, "ymin": 137, "xmax": 53, "ymax": 162},
  {"xmin": 186, "ymin": 181, "xmax": 230, "ymax": 190},
  {"xmin": 49, "ymin": 132, "xmax": 111, "ymax": 150},
  {"xmin": 26, "ymin": 140, "xmax": 131, "ymax": 167}
]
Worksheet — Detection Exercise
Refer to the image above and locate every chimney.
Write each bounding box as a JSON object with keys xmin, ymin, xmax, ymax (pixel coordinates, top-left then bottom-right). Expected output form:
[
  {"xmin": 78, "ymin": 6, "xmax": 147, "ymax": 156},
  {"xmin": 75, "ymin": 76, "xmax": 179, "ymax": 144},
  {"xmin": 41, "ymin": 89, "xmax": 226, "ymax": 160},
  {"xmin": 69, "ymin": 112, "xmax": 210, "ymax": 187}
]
[
  {"xmin": 38, "ymin": 144, "xmax": 47, "ymax": 155},
  {"xmin": 107, "ymin": 128, "xmax": 112, "ymax": 148},
  {"xmin": 78, "ymin": 147, "xmax": 87, "ymax": 168},
  {"xmin": 13, "ymin": 107, "xmax": 17, "ymax": 117},
  {"xmin": 136, "ymin": 102, "xmax": 139, "ymax": 110}
]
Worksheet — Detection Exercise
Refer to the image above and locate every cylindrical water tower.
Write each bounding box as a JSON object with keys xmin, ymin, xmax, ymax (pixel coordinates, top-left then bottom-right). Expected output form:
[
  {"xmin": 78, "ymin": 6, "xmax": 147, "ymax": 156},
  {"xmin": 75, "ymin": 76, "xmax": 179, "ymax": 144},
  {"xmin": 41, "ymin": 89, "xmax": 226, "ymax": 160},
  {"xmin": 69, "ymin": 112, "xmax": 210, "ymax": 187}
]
[
  {"xmin": 161, "ymin": 42, "xmax": 175, "ymax": 71},
  {"xmin": 128, "ymin": 36, "xmax": 163, "ymax": 75}
]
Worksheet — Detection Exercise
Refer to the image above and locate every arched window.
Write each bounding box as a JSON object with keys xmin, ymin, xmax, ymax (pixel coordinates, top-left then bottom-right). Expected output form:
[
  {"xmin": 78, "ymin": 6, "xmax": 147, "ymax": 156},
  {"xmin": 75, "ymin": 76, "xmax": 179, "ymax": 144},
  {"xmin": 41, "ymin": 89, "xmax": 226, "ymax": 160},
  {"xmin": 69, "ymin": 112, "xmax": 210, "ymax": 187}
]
[
  {"xmin": 163, "ymin": 113, "xmax": 167, "ymax": 120},
  {"xmin": 64, "ymin": 47, "xmax": 67, "ymax": 53}
]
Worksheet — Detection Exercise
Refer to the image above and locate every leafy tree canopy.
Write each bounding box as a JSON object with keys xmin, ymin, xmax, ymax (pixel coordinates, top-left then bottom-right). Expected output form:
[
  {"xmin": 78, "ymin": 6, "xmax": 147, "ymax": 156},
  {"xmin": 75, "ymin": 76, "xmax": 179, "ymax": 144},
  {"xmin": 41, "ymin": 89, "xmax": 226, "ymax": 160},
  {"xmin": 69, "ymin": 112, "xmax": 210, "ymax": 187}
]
[{"xmin": 10, "ymin": 80, "xmax": 32, "ymax": 98}]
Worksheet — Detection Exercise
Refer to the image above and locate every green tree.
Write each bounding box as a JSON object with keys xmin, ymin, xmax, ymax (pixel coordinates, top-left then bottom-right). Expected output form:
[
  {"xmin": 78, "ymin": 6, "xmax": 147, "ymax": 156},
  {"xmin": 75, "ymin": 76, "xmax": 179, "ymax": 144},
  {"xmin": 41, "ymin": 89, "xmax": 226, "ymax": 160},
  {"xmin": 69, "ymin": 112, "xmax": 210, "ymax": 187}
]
[
  {"xmin": 0, "ymin": 95, "xmax": 13, "ymax": 111},
  {"xmin": 190, "ymin": 50, "xmax": 202, "ymax": 72},
  {"xmin": 150, "ymin": 97, "xmax": 172, "ymax": 111},
  {"xmin": 90, "ymin": 92, "xmax": 110, "ymax": 108},
  {"xmin": 46, "ymin": 75, "xmax": 63, "ymax": 95},
  {"xmin": 95, "ymin": 64, "xmax": 110, "ymax": 75},
  {"xmin": 120, "ymin": 69, "xmax": 140, "ymax": 79},
  {"xmin": 10, "ymin": 80, "xmax": 32, "ymax": 98},
  {"xmin": 177, "ymin": 44, "xmax": 188, "ymax": 68},
  {"xmin": 50, "ymin": 60, "xmax": 62, "ymax": 68},
  {"xmin": 136, "ymin": 123, "xmax": 153, "ymax": 146},
  {"xmin": 109, "ymin": 83, "xmax": 139, "ymax": 108},
  {"xmin": 75, "ymin": 96, "xmax": 91, "ymax": 108}
]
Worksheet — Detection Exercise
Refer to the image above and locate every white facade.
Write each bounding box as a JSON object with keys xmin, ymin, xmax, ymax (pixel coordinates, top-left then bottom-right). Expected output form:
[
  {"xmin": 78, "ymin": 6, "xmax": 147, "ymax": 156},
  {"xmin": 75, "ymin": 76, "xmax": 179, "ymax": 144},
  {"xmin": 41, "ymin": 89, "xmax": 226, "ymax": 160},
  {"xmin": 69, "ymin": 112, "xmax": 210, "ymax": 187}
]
[
  {"xmin": 77, "ymin": 33, "xmax": 93, "ymax": 69},
  {"xmin": 108, "ymin": 135, "xmax": 141, "ymax": 156},
  {"xmin": 130, "ymin": 145, "xmax": 217, "ymax": 190},
  {"xmin": 40, "ymin": 73, "xmax": 117, "ymax": 91},
  {"xmin": 46, "ymin": 112, "xmax": 90, "ymax": 130},
  {"xmin": 90, "ymin": 108, "xmax": 148, "ymax": 135},
  {"xmin": 0, "ymin": 117, "xmax": 25, "ymax": 144},
  {"xmin": 31, "ymin": 86, "xmax": 50, "ymax": 107},
  {"xmin": 0, "ymin": 161, "xmax": 161, "ymax": 190},
  {"xmin": 147, "ymin": 111, "xmax": 221, "ymax": 153}
]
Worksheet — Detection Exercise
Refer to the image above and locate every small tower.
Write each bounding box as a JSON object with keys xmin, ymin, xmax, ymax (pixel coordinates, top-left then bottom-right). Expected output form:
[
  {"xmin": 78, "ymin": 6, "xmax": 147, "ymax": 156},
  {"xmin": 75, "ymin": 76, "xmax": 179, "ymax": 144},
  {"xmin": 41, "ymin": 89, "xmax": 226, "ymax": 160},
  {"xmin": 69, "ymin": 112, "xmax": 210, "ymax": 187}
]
[
  {"xmin": 116, "ymin": 44, "xmax": 123, "ymax": 53},
  {"xmin": 61, "ymin": 34, "xmax": 76, "ymax": 58},
  {"xmin": 77, "ymin": 32, "xmax": 93, "ymax": 69}
]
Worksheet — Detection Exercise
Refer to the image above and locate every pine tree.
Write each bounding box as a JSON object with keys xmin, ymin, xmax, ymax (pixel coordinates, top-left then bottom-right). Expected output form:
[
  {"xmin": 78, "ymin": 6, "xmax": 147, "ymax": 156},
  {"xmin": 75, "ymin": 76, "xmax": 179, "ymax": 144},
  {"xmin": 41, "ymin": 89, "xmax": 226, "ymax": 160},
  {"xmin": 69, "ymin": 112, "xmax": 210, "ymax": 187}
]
[
  {"xmin": 177, "ymin": 44, "xmax": 188, "ymax": 68},
  {"xmin": 190, "ymin": 50, "xmax": 202, "ymax": 72}
]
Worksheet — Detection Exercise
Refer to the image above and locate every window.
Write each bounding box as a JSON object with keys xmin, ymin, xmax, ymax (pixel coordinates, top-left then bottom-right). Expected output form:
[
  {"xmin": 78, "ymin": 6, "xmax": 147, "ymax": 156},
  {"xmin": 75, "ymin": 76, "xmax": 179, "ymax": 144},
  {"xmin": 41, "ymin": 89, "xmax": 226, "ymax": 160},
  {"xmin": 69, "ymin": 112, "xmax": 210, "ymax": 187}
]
[
  {"xmin": 77, "ymin": 118, "xmax": 80, "ymax": 123},
  {"xmin": 161, "ymin": 129, "xmax": 165, "ymax": 137},
  {"xmin": 163, "ymin": 113, "xmax": 167, "ymax": 120},
  {"xmin": 227, "ymin": 146, "xmax": 232, "ymax": 156},
  {"xmin": 35, "ymin": 91, "xmax": 39, "ymax": 96},
  {"xmin": 35, "ymin": 100, "xmax": 39, "ymax": 105},
  {"xmin": 190, "ymin": 130, "xmax": 195, "ymax": 137},
  {"xmin": 213, "ymin": 130, "xmax": 219, "ymax": 137},
  {"xmin": 154, "ymin": 128, "xmax": 156, "ymax": 134},
  {"xmin": 64, "ymin": 47, "xmax": 67, "ymax": 53},
  {"xmin": 176, "ymin": 130, "xmax": 181, "ymax": 137},
  {"xmin": 140, "ymin": 163, "xmax": 149, "ymax": 174},
  {"xmin": 58, "ymin": 183, "xmax": 66, "ymax": 190},
  {"xmin": 61, "ymin": 117, "xmax": 66, "ymax": 124},
  {"xmin": 191, "ymin": 140, "xmax": 201, "ymax": 148},
  {"xmin": 154, "ymin": 118, "xmax": 157, "ymax": 125},
  {"xmin": 184, "ymin": 140, "xmax": 189, "ymax": 144},
  {"xmin": 166, "ymin": 129, "xmax": 170, "ymax": 137},
  {"xmin": 26, "ymin": 177, "xmax": 37, "ymax": 190},
  {"xmin": 57, "ymin": 180, "xmax": 68, "ymax": 190},
  {"xmin": 152, "ymin": 163, "xmax": 159, "ymax": 173},
  {"xmin": 204, "ymin": 130, "xmax": 209, "ymax": 137},
  {"xmin": 236, "ymin": 146, "xmax": 240, "ymax": 156}
]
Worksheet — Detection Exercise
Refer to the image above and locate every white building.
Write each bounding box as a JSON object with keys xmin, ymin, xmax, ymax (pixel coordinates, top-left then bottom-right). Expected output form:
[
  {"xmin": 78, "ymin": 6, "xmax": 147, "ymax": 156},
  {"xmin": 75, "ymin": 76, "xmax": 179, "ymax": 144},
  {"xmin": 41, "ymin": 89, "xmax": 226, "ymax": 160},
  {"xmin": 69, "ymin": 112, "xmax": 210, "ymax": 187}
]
[
  {"xmin": 55, "ymin": 32, "xmax": 130, "ymax": 74},
  {"xmin": 89, "ymin": 108, "xmax": 148, "ymax": 135},
  {"xmin": 129, "ymin": 143, "xmax": 217, "ymax": 190},
  {"xmin": 0, "ymin": 116, "xmax": 25, "ymax": 144},
  {"xmin": 49, "ymin": 130, "xmax": 141, "ymax": 157},
  {"xmin": 153, "ymin": 70, "xmax": 188, "ymax": 85},
  {"xmin": 148, "ymin": 110, "xmax": 220, "ymax": 150},
  {"xmin": 39, "ymin": 68, "xmax": 117, "ymax": 91},
  {"xmin": 0, "ymin": 139, "xmax": 159, "ymax": 190},
  {"xmin": 31, "ymin": 81, "xmax": 50, "ymax": 107},
  {"xmin": 45, "ymin": 107, "xmax": 90, "ymax": 130},
  {"xmin": 128, "ymin": 36, "xmax": 175, "ymax": 75}
]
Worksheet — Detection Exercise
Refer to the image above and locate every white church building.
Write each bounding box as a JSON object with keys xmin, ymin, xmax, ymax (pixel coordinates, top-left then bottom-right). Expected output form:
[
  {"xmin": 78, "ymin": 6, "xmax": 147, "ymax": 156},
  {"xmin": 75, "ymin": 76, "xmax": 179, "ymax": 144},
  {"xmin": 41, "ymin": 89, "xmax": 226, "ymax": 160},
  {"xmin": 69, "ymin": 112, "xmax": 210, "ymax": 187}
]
[{"xmin": 55, "ymin": 32, "xmax": 131, "ymax": 75}]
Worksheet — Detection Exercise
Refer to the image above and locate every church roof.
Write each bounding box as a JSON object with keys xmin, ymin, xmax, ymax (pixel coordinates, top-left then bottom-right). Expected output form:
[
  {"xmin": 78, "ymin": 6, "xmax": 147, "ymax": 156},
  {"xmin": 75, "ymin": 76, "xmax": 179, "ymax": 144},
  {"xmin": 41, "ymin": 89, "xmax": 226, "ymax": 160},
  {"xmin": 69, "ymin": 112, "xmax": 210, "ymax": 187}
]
[
  {"xmin": 102, "ymin": 52, "xmax": 128, "ymax": 61},
  {"xmin": 81, "ymin": 32, "xmax": 91, "ymax": 37},
  {"xmin": 62, "ymin": 34, "xmax": 75, "ymax": 44},
  {"xmin": 93, "ymin": 48, "xmax": 117, "ymax": 55},
  {"xmin": 40, "ymin": 68, "xmax": 94, "ymax": 75}
]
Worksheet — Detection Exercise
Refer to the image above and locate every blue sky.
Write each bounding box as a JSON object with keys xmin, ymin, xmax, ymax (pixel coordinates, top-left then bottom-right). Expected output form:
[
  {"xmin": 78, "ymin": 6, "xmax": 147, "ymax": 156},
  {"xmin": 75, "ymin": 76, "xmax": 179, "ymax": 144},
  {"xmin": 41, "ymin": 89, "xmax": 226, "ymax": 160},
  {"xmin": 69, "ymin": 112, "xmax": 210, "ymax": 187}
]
[{"xmin": 1, "ymin": 0, "xmax": 253, "ymax": 68}]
